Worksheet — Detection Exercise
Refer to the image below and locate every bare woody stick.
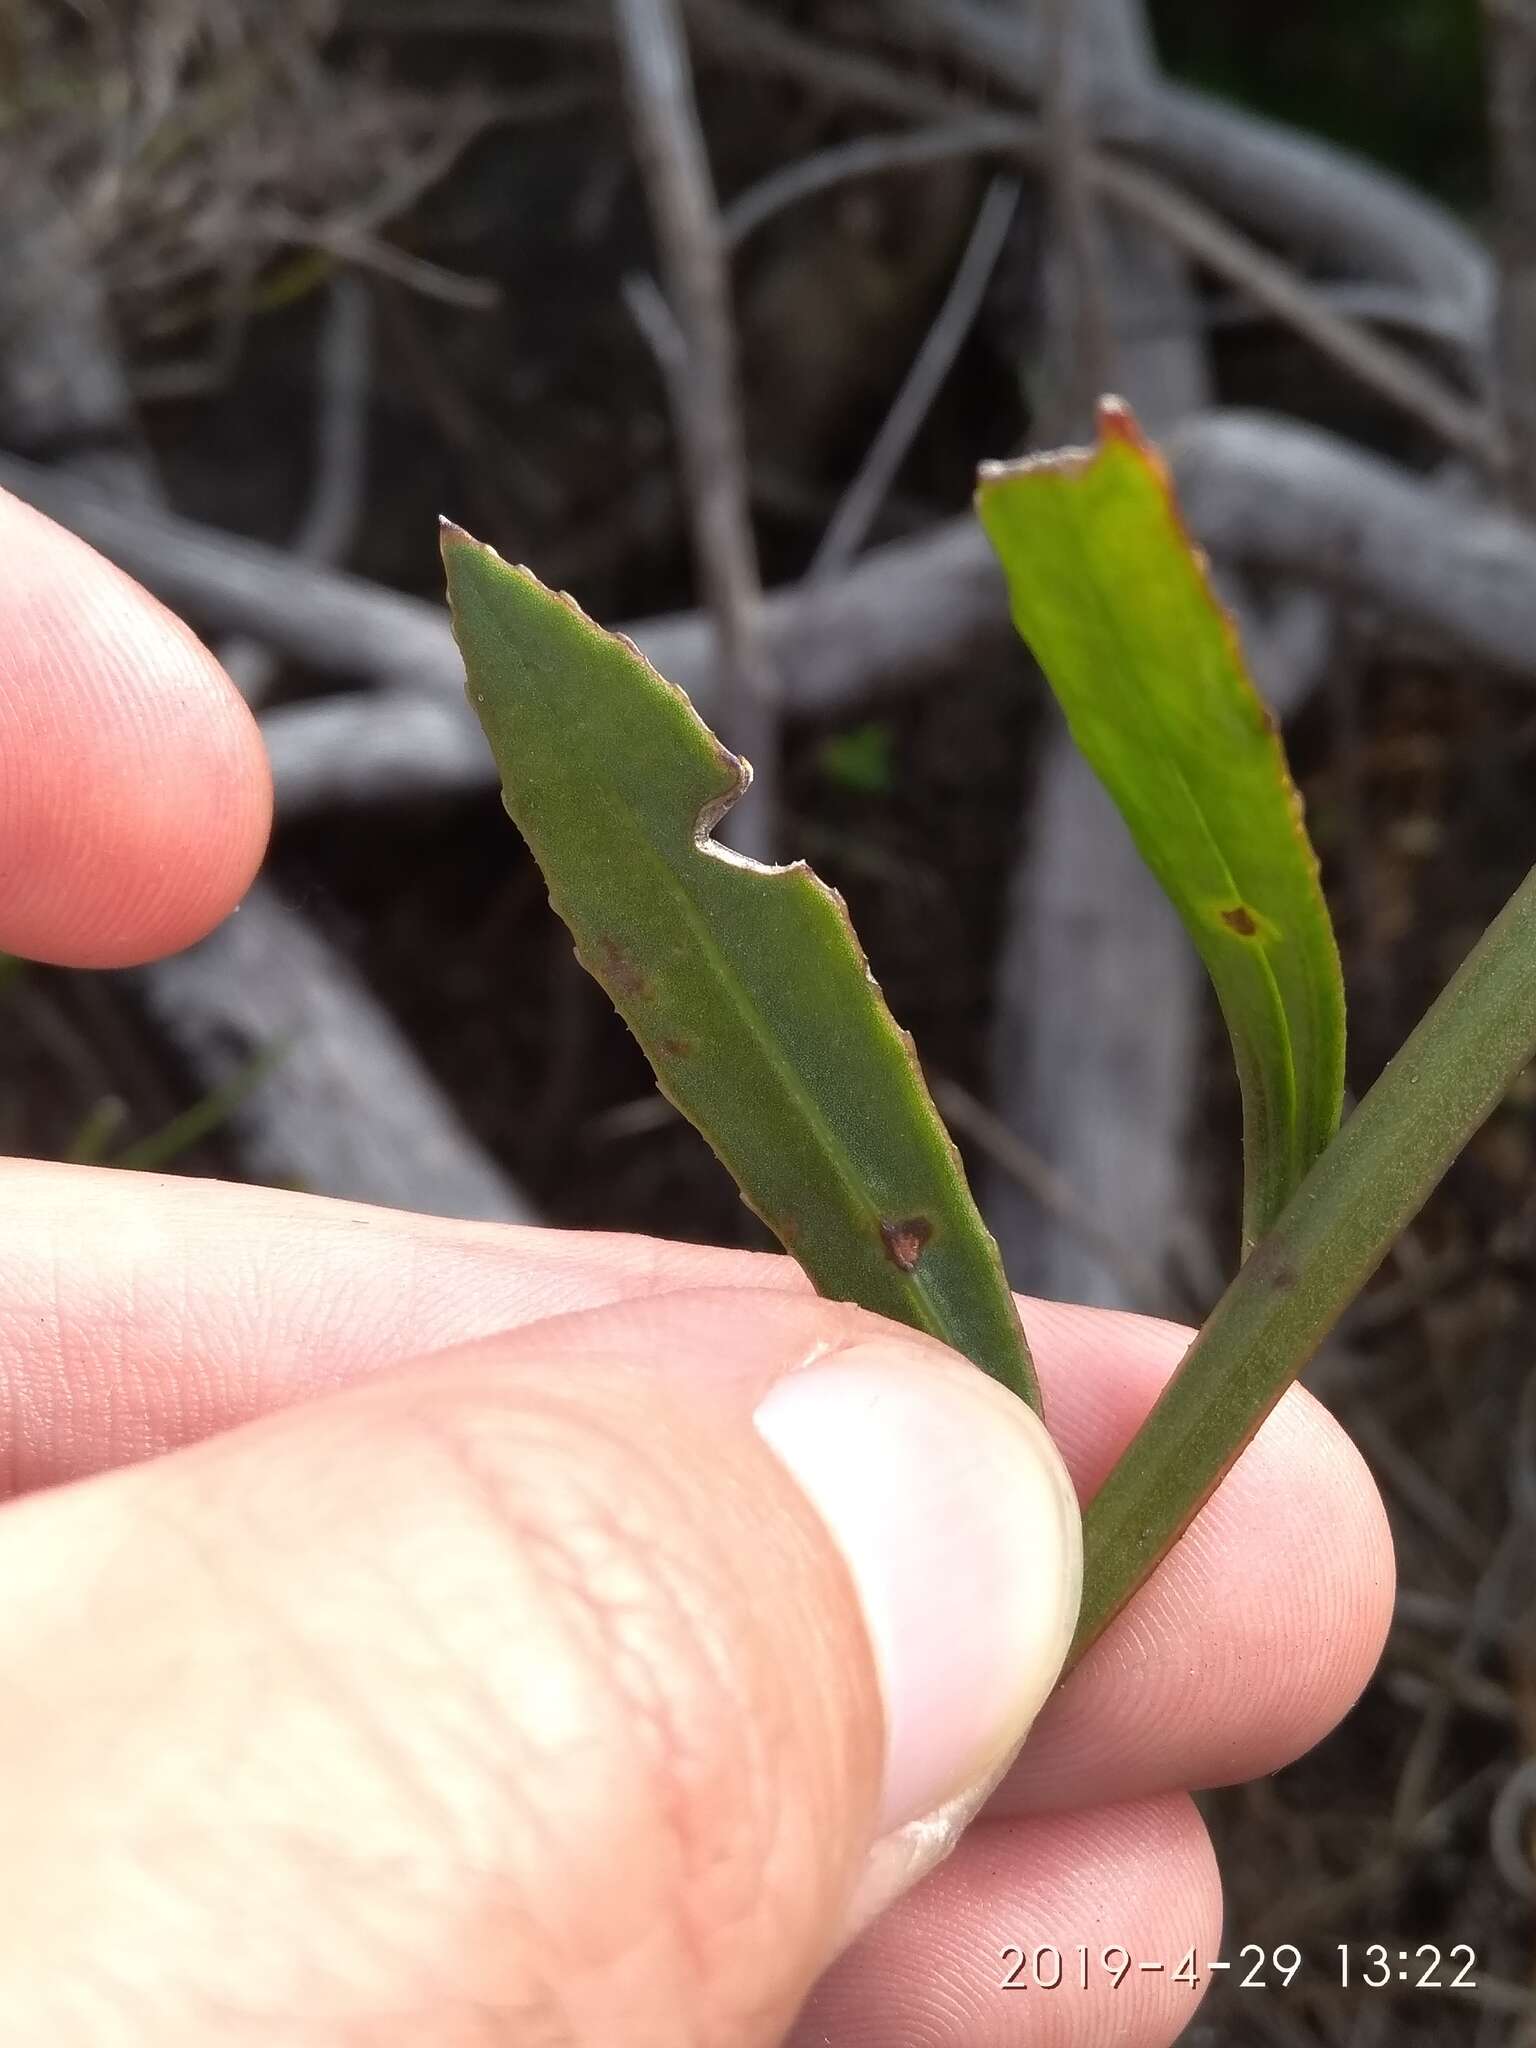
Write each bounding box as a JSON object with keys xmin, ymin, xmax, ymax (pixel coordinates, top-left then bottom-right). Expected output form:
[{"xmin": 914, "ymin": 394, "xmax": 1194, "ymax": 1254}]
[
  {"xmin": 1483, "ymin": 0, "xmax": 1536, "ymax": 511},
  {"xmin": 614, "ymin": 0, "xmax": 780, "ymax": 861},
  {"xmin": 809, "ymin": 173, "xmax": 1021, "ymax": 582},
  {"xmin": 1040, "ymin": 0, "xmax": 1114, "ymax": 426},
  {"xmin": 693, "ymin": 2, "xmax": 1498, "ymax": 469},
  {"xmin": 0, "ymin": 202, "xmax": 535, "ymax": 1226}
]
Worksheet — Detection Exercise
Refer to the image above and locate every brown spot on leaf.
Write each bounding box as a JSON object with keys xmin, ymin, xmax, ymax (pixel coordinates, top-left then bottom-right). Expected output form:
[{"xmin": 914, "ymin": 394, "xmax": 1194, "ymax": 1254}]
[
  {"xmin": 659, "ymin": 1036, "xmax": 692, "ymax": 1059},
  {"xmin": 1221, "ymin": 905, "xmax": 1259, "ymax": 937},
  {"xmin": 880, "ymin": 1216, "xmax": 933, "ymax": 1272},
  {"xmin": 596, "ymin": 935, "xmax": 652, "ymax": 1001}
]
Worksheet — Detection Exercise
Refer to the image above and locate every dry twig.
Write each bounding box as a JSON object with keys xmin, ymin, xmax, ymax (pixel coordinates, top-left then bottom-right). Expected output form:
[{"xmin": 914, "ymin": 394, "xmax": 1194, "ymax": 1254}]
[
  {"xmin": 1483, "ymin": 0, "xmax": 1536, "ymax": 510},
  {"xmin": 696, "ymin": 19, "xmax": 1507, "ymax": 468},
  {"xmin": 1, "ymin": 0, "xmax": 501, "ymax": 351},
  {"xmin": 933, "ymin": 1077, "xmax": 1172, "ymax": 1313},
  {"xmin": 1038, "ymin": 0, "xmax": 1113, "ymax": 425},
  {"xmin": 0, "ymin": 170, "xmax": 533, "ymax": 1222},
  {"xmin": 21, "ymin": 405, "xmax": 1536, "ymax": 823},
  {"xmin": 614, "ymin": 0, "xmax": 779, "ymax": 859},
  {"xmin": 808, "ymin": 173, "xmax": 1020, "ymax": 581},
  {"xmin": 885, "ymin": 0, "xmax": 1492, "ymax": 362},
  {"xmin": 219, "ymin": 269, "xmax": 372, "ymax": 704},
  {"xmin": 1170, "ymin": 409, "xmax": 1536, "ymax": 677},
  {"xmin": 136, "ymin": 886, "xmax": 536, "ymax": 1222}
]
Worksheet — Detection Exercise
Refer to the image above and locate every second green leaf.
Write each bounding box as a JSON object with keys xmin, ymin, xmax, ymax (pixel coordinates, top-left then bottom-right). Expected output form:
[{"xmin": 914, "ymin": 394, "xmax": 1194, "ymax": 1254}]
[{"xmin": 977, "ymin": 399, "xmax": 1346, "ymax": 1256}]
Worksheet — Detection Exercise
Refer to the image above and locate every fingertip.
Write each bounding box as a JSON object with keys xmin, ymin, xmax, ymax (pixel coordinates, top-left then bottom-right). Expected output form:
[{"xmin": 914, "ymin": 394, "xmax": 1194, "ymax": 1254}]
[
  {"xmin": 796, "ymin": 1793, "xmax": 1222, "ymax": 2048},
  {"xmin": 1176, "ymin": 1377, "xmax": 1396, "ymax": 1765},
  {"xmin": 0, "ymin": 490, "xmax": 271, "ymax": 967}
]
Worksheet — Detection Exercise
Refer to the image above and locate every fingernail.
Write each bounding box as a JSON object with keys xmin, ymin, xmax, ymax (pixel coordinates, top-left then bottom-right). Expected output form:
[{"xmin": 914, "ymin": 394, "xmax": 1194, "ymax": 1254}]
[{"xmin": 754, "ymin": 1340, "xmax": 1081, "ymax": 1838}]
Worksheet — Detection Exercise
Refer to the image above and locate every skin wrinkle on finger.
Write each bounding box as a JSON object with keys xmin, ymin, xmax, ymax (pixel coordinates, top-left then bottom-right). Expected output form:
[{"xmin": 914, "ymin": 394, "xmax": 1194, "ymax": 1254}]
[
  {"xmin": 0, "ymin": 1163, "xmax": 1393, "ymax": 1819},
  {"xmin": 397, "ymin": 1379, "xmax": 865, "ymax": 2041},
  {"xmin": 0, "ymin": 491, "xmax": 269, "ymax": 967},
  {"xmin": 0, "ymin": 1353, "xmax": 881, "ymax": 2046}
]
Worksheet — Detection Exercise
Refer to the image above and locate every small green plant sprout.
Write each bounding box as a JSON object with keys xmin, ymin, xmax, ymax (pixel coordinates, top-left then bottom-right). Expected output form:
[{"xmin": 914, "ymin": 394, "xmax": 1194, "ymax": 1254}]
[{"xmin": 443, "ymin": 398, "xmax": 1536, "ymax": 1666}]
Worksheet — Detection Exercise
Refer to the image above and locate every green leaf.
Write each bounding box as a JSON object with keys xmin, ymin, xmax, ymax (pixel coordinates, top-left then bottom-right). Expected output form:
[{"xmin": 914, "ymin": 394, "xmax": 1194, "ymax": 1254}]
[
  {"xmin": 442, "ymin": 525, "xmax": 1038, "ymax": 1411},
  {"xmin": 976, "ymin": 399, "xmax": 1345, "ymax": 1254}
]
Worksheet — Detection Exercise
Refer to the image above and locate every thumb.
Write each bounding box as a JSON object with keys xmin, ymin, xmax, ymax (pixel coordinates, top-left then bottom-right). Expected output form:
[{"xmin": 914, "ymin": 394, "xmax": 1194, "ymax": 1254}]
[{"xmin": 0, "ymin": 1286, "xmax": 1079, "ymax": 2047}]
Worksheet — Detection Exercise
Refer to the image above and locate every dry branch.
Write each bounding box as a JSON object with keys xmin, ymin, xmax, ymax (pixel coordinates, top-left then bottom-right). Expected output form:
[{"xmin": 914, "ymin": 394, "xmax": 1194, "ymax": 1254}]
[
  {"xmin": 696, "ymin": 25, "xmax": 1497, "ymax": 466},
  {"xmin": 886, "ymin": 0, "xmax": 1492, "ymax": 362},
  {"xmin": 135, "ymin": 887, "xmax": 535, "ymax": 1223},
  {"xmin": 3, "ymin": 0, "xmax": 500, "ymax": 351},
  {"xmin": 1484, "ymin": 0, "xmax": 1536, "ymax": 510},
  {"xmin": 0, "ymin": 198, "xmax": 533, "ymax": 1223},
  {"xmin": 15, "ymin": 408, "xmax": 1536, "ymax": 818},
  {"xmin": 1038, "ymin": 0, "xmax": 1113, "ymax": 425},
  {"xmin": 615, "ymin": 0, "xmax": 779, "ymax": 859},
  {"xmin": 1171, "ymin": 410, "xmax": 1536, "ymax": 679},
  {"xmin": 0, "ymin": 449, "xmax": 456, "ymax": 692},
  {"xmin": 994, "ymin": 745, "xmax": 1203, "ymax": 1306},
  {"xmin": 808, "ymin": 172, "xmax": 1020, "ymax": 581},
  {"xmin": 220, "ymin": 270, "xmax": 373, "ymax": 705},
  {"xmin": 16, "ymin": 381, "xmax": 1536, "ymax": 700}
]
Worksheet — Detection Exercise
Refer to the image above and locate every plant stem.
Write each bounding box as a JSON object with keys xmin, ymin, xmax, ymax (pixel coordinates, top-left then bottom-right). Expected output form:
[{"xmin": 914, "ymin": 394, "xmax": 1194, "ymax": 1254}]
[{"xmin": 1073, "ymin": 862, "xmax": 1536, "ymax": 1662}]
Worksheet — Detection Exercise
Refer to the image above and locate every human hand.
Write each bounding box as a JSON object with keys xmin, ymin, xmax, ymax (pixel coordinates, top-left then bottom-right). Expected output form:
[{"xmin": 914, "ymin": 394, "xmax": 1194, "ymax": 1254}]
[{"xmin": 0, "ymin": 491, "xmax": 1393, "ymax": 2046}]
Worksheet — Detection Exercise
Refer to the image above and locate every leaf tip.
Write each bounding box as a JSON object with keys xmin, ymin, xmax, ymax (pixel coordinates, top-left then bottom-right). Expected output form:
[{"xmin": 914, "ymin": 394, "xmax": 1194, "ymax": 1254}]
[
  {"xmin": 1093, "ymin": 391, "xmax": 1147, "ymax": 451},
  {"xmin": 441, "ymin": 526, "xmax": 595, "ymax": 633},
  {"xmin": 438, "ymin": 514, "xmax": 482, "ymax": 556},
  {"xmin": 974, "ymin": 393, "xmax": 1147, "ymax": 509}
]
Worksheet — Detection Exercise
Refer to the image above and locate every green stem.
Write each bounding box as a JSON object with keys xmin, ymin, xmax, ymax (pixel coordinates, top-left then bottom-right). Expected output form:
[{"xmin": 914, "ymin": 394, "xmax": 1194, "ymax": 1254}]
[
  {"xmin": 1073, "ymin": 862, "xmax": 1536, "ymax": 1663},
  {"xmin": 112, "ymin": 1039, "xmax": 290, "ymax": 1174}
]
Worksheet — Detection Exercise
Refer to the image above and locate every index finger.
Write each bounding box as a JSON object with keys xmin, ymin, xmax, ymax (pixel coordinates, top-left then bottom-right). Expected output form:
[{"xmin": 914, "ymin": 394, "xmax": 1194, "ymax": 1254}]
[{"xmin": 0, "ymin": 489, "xmax": 270, "ymax": 966}]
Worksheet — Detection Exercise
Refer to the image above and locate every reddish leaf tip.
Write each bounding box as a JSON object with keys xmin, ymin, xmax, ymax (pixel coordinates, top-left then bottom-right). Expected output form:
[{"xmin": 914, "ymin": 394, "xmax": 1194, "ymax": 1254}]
[{"xmin": 1094, "ymin": 392, "xmax": 1145, "ymax": 448}]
